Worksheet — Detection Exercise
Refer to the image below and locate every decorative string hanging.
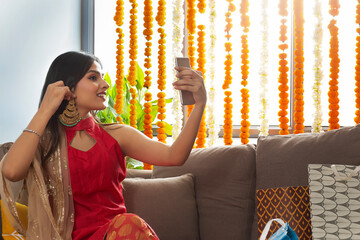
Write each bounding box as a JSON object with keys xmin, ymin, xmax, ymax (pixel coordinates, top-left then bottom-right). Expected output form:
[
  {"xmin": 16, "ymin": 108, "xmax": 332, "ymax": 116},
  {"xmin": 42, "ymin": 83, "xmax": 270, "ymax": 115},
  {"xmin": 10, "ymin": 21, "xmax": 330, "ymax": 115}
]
[
  {"xmin": 355, "ymin": 1, "xmax": 360, "ymax": 124},
  {"xmin": 293, "ymin": 0, "xmax": 305, "ymax": 134},
  {"xmin": 128, "ymin": 0, "xmax": 139, "ymax": 128},
  {"xmin": 195, "ymin": 25, "xmax": 207, "ymax": 148},
  {"xmin": 206, "ymin": 0, "xmax": 219, "ymax": 147},
  {"xmin": 143, "ymin": 0, "xmax": 154, "ymax": 139},
  {"xmin": 223, "ymin": 0, "xmax": 236, "ymax": 145},
  {"xmin": 114, "ymin": 0, "xmax": 125, "ymax": 124},
  {"xmin": 258, "ymin": 0, "xmax": 269, "ymax": 137},
  {"xmin": 328, "ymin": 0, "xmax": 340, "ymax": 130},
  {"xmin": 142, "ymin": 0, "xmax": 154, "ymax": 170},
  {"xmin": 278, "ymin": 0, "xmax": 289, "ymax": 135},
  {"xmin": 197, "ymin": 0, "xmax": 206, "ymax": 13},
  {"xmin": 240, "ymin": 0, "xmax": 250, "ymax": 144},
  {"xmin": 312, "ymin": 0, "xmax": 324, "ymax": 133},
  {"xmin": 186, "ymin": 0, "xmax": 197, "ymax": 117},
  {"xmin": 171, "ymin": 0, "xmax": 185, "ymax": 140},
  {"xmin": 156, "ymin": 0, "xmax": 167, "ymax": 143}
]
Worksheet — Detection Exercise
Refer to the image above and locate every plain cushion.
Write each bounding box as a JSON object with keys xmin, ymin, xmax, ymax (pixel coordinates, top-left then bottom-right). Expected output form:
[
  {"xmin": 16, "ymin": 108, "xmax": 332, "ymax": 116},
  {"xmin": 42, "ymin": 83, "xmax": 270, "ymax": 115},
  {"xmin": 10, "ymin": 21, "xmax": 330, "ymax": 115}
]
[
  {"xmin": 153, "ymin": 144, "xmax": 257, "ymax": 240},
  {"xmin": 256, "ymin": 124, "xmax": 360, "ymax": 189},
  {"xmin": 122, "ymin": 173, "xmax": 199, "ymax": 240}
]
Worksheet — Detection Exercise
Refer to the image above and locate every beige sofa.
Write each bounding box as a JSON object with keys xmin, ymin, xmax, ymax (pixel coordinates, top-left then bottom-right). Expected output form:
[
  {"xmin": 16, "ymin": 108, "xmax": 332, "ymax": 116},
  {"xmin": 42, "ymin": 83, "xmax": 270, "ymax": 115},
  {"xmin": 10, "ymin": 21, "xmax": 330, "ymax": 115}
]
[
  {"xmin": 1, "ymin": 124, "xmax": 360, "ymax": 239},
  {"xmin": 123, "ymin": 124, "xmax": 360, "ymax": 240}
]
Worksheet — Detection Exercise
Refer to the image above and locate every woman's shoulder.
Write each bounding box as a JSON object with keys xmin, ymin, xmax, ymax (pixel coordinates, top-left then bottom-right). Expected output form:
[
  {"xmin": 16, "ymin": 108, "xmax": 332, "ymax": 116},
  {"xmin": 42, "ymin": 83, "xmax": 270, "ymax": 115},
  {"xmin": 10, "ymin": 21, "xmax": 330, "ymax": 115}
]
[
  {"xmin": 101, "ymin": 123, "xmax": 129, "ymax": 139},
  {"xmin": 101, "ymin": 123, "xmax": 140, "ymax": 143},
  {"xmin": 101, "ymin": 123, "xmax": 124, "ymax": 132}
]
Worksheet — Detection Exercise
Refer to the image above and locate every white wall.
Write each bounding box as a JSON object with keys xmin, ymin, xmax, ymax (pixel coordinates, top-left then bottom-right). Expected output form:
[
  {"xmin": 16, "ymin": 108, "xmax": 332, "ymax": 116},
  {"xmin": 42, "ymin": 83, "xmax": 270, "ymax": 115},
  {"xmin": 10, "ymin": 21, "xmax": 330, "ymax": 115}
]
[{"xmin": 0, "ymin": 0, "xmax": 81, "ymax": 143}]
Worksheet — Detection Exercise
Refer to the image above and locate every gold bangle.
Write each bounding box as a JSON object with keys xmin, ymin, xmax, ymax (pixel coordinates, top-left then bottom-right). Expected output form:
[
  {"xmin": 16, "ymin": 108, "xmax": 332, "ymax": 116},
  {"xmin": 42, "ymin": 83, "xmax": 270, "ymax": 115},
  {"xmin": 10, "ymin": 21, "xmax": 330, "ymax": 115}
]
[{"xmin": 23, "ymin": 128, "xmax": 41, "ymax": 137}]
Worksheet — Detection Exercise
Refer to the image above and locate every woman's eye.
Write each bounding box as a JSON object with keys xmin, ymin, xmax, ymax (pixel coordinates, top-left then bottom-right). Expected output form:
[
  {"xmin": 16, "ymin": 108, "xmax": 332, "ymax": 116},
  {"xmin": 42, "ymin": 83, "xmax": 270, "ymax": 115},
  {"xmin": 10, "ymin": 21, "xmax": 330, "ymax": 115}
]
[{"xmin": 89, "ymin": 75, "xmax": 97, "ymax": 81}]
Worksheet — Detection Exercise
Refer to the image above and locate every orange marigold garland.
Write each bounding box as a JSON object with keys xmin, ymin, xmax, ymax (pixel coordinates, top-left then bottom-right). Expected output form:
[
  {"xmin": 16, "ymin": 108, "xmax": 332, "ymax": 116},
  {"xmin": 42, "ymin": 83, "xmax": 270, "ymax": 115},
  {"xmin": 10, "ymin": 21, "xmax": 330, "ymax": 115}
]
[
  {"xmin": 355, "ymin": 1, "xmax": 360, "ymax": 124},
  {"xmin": 186, "ymin": 0, "xmax": 197, "ymax": 68},
  {"xmin": 328, "ymin": 0, "xmax": 340, "ymax": 130},
  {"xmin": 293, "ymin": 0, "xmax": 305, "ymax": 134},
  {"xmin": 114, "ymin": 0, "xmax": 125, "ymax": 124},
  {"xmin": 128, "ymin": 0, "xmax": 139, "ymax": 128},
  {"xmin": 142, "ymin": 0, "xmax": 154, "ymax": 170},
  {"xmin": 186, "ymin": 0, "xmax": 197, "ymax": 117},
  {"xmin": 223, "ymin": 0, "xmax": 235, "ymax": 145},
  {"xmin": 143, "ymin": 0, "xmax": 154, "ymax": 139},
  {"xmin": 156, "ymin": 0, "xmax": 167, "ymax": 143},
  {"xmin": 223, "ymin": 91, "xmax": 233, "ymax": 145},
  {"xmin": 197, "ymin": 0, "xmax": 206, "ymax": 13},
  {"xmin": 240, "ymin": 0, "xmax": 250, "ymax": 144},
  {"xmin": 195, "ymin": 25, "xmax": 207, "ymax": 148},
  {"xmin": 278, "ymin": 0, "xmax": 289, "ymax": 135}
]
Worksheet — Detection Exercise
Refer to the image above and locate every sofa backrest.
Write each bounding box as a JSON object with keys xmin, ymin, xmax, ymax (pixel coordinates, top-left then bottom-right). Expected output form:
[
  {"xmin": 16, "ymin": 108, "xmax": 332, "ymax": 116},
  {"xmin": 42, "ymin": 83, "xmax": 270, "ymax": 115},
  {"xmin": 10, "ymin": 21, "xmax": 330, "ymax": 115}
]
[
  {"xmin": 256, "ymin": 124, "xmax": 360, "ymax": 189},
  {"xmin": 153, "ymin": 144, "xmax": 257, "ymax": 240}
]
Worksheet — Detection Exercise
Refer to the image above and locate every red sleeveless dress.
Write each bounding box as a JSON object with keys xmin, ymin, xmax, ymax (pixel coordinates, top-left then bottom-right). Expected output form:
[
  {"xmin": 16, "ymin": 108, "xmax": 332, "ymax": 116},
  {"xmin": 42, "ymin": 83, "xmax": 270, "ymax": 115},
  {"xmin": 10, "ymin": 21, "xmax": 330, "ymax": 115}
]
[{"xmin": 64, "ymin": 116, "xmax": 127, "ymax": 239}]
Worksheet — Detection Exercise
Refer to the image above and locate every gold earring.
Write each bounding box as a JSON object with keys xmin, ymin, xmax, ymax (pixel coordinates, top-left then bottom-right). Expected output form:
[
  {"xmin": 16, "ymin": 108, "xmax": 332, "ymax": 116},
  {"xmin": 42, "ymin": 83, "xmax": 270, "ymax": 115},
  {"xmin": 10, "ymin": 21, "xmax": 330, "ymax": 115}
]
[{"xmin": 59, "ymin": 99, "xmax": 81, "ymax": 127}]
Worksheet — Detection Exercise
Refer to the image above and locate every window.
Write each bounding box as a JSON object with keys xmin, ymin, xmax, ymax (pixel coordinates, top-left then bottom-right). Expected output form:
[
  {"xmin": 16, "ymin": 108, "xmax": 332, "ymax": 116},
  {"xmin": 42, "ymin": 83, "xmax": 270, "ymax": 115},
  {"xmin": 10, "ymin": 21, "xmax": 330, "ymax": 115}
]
[{"xmin": 93, "ymin": 0, "xmax": 358, "ymax": 138}]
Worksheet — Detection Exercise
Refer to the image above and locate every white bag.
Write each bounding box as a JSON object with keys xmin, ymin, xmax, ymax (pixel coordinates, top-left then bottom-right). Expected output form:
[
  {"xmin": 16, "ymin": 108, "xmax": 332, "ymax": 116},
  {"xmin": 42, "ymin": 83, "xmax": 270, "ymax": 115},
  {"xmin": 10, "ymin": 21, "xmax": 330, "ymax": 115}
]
[{"xmin": 308, "ymin": 164, "xmax": 360, "ymax": 239}]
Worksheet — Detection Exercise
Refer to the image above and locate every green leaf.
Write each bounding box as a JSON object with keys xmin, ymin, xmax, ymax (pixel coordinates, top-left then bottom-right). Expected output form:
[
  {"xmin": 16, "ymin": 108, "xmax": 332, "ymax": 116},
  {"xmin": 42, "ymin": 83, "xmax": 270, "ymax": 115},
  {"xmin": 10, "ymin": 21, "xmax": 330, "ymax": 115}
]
[
  {"xmin": 124, "ymin": 81, "xmax": 131, "ymax": 103},
  {"xmin": 125, "ymin": 156, "xmax": 144, "ymax": 169},
  {"xmin": 110, "ymin": 84, "xmax": 117, "ymax": 100},
  {"xmin": 103, "ymin": 113, "xmax": 110, "ymax": 123},
  {"xmin": 121, "ymin": 103, "xmax": 130, "ymax": 125},
  {"xmin": 150, "ymin": 105, "xmax": 158, "ymax": 121},
  {"xmin": 151, "ymin": 98, "xmax": 173, "ymax": 105},
  {"xmin": 104, "ymin": 73, "xmax": 112, "ymax": 88},
  {"xmin": 137, "ymin": 114, "xmax": 145, "ymax": 131},
  {"xmin": 135, "ymin": 101, "xmax": 144, "ymax": 120},
  {"xmin": 105, "ymin": 108, "xmax": 115, "ymax": 123},
  {"xmin": 163, "ymin": 121, "xmax": 173, "ymax": 135},
  {"xmin": 108, "ymin": 105, "xmax": 118, "ymax": 117},
  {"xmin": 135, "ymin": 62, "xmax": 144, "ymax": 91},
  {"xmin": 108, "ymin": 94, "xmax": 115, "ymax": 108}
]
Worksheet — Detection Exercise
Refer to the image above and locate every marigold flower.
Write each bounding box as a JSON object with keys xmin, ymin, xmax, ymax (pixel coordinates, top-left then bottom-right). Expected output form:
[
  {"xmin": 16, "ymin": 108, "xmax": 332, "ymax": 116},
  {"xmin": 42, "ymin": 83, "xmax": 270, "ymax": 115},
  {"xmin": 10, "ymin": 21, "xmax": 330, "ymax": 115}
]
[
  {"xmin": 356, "ymin": 16, "xmax": 360, "ymax": 124},
  {"xmin": 114, "ymin": 4, "xmax": 125, "ymax": 123},
  {"xmin": 327, "ymin": 0, "xmax": 340, "ymax": 130},
  {"xmin": 278, "ymin": 0, "xmax": 290, "ymax": 134}
]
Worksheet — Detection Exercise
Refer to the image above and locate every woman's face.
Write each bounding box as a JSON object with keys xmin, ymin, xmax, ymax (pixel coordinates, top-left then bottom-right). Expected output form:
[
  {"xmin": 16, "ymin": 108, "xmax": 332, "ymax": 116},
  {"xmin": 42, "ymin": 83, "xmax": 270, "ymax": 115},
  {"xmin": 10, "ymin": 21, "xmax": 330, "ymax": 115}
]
[{"xmin": 73, "ymin": 61, "xmax": 109, "ymax": 117}]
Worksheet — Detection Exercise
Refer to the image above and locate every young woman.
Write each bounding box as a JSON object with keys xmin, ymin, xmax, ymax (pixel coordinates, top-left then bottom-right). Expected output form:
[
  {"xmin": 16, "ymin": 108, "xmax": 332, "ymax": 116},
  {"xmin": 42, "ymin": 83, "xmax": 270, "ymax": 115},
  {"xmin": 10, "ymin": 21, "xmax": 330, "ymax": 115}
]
[{"xmin": 0, "ymin": 51, "xmax": 206, "ymax": 239}]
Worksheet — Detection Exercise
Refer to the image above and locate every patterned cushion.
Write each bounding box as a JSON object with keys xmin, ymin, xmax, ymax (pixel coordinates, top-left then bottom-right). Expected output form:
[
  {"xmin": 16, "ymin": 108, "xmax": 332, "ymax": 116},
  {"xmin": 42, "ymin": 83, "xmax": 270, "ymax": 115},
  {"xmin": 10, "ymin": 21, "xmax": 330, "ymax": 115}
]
[{"xmin": 257, "ymin": 186, "xmax": 312, "ymax": 240}]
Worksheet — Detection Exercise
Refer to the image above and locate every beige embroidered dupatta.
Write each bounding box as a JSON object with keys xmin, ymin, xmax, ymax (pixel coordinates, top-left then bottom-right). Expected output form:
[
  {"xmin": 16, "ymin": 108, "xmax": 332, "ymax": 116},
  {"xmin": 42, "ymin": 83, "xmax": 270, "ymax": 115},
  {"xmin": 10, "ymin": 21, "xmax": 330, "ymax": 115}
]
[{"xmin": 0, "ymin": 129, "xmax": 74, "ymax": 240}]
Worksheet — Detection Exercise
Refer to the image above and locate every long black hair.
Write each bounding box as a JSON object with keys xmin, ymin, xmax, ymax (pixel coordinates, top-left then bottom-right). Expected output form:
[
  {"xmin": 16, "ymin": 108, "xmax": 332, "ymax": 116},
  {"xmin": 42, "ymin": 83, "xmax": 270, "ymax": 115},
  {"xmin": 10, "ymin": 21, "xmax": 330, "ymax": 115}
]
[{"xmin": 39, "ymin": 51, "xmax": 102, "ymax": 164}]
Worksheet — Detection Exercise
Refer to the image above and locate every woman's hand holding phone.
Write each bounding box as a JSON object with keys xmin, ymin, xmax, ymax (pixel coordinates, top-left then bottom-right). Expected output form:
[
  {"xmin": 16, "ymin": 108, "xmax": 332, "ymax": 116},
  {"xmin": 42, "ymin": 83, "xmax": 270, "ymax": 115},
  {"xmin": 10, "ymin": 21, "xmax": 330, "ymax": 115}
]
[{"xmin": 173, "ymin": 57, "xmax": 206, "ymax": 106}]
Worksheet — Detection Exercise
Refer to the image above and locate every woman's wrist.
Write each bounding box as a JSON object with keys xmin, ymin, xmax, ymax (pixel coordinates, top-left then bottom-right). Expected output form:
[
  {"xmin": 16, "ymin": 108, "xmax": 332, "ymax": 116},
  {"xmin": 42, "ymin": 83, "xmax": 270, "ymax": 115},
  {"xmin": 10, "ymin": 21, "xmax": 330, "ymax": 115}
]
[
  {"xmin": 26, "ymin": 110, "xmax": 52, "ymax": 136},
  {"xmin": 194, "ymin": 100, "xmax": 206, "ymax": 109},
  {"xmin": 36, "ymin": 107, "xmax": 54, "ymax": 122}
]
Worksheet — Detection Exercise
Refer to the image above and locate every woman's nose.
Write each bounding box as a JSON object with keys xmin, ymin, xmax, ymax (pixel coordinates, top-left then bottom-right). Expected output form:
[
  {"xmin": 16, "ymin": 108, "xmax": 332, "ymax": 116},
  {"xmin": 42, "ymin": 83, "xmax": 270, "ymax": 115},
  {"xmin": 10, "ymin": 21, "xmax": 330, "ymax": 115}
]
[{"xmin": 102, "ymin": 78, "xmax": 110, "ymax": 90}]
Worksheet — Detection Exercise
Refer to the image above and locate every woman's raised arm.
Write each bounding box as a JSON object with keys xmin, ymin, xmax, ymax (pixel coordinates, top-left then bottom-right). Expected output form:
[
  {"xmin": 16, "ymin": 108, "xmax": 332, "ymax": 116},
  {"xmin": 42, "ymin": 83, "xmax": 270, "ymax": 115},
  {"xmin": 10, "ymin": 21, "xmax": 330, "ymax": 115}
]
[{"xmin": 108, "ymin": 66, "xmax": 207, "ymax": 166}]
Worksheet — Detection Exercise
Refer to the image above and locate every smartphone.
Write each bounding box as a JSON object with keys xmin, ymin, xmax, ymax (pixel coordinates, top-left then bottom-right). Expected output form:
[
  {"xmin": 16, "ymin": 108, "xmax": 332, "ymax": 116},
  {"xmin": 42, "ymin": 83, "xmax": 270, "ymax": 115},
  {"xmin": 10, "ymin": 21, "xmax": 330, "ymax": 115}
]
[{"xmin": 175, "ymin": 57, "xmax": 196, "ymax": 105}]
